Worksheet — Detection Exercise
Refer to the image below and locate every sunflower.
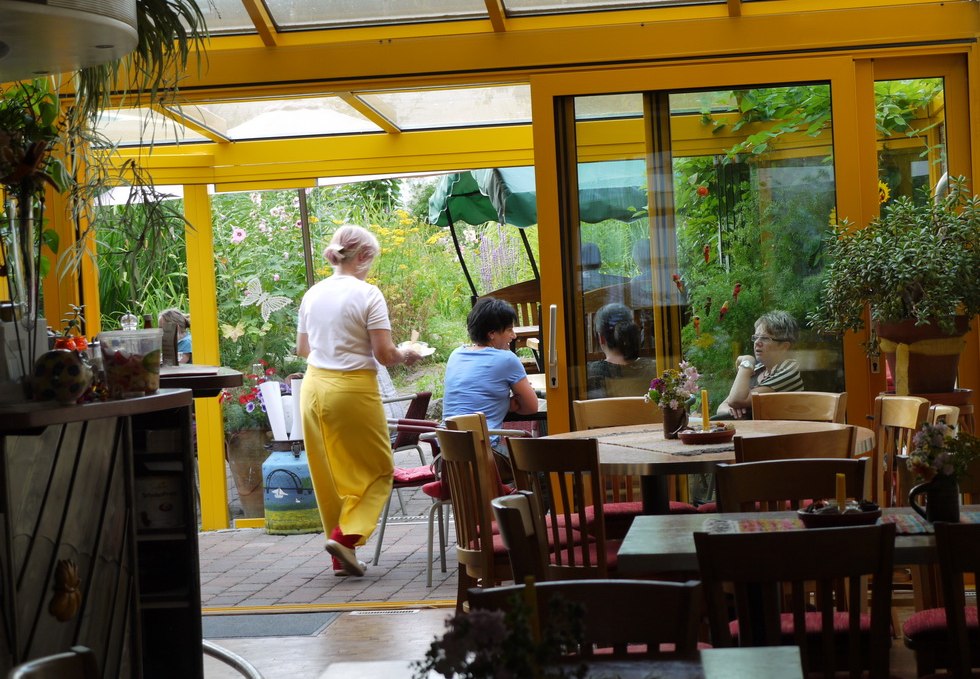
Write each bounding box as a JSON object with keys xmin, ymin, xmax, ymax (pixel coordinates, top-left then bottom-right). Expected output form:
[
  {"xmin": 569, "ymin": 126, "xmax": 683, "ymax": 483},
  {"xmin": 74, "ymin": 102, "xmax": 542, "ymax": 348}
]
[{"xmin": 878, "ymin": 179, "xmax": 891, "ymax": 204}]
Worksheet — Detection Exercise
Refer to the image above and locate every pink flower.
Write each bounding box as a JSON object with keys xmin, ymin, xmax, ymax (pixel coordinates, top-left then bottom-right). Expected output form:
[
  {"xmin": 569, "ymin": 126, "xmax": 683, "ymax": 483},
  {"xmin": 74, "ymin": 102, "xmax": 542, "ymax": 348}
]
[
  {"xmin": 273, "ymin": 273, "xmax": 280, "ymax": 281},
  {"xmin": 231, "ymin": 228, "xmax": 247, "ymax": 244}
]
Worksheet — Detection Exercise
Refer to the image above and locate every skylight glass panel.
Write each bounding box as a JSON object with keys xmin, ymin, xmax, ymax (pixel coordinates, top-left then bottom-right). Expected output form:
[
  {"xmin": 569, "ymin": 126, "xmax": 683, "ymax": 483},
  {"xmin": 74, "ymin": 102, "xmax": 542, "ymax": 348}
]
[
  {"xmin": 264, "ymin": 0, "xmax": 486, "ymax": 31},
  {"xmin": 505, "ymin": 0, "xmax": 723, "ymax": 15},
  {"xmin": 199, "ymin": 0, "xmax": 258, "ymax": 35},
  {"xmin": 179, "ymin": 96, "xmax": 382, "ymax": 140},
  {"xmin": 359, "ymin": 85, "xmax": 531, "ymax": 130},
  {"xmin": 95, "ymin": 108, "xmax": 208, "ymax": 147}
]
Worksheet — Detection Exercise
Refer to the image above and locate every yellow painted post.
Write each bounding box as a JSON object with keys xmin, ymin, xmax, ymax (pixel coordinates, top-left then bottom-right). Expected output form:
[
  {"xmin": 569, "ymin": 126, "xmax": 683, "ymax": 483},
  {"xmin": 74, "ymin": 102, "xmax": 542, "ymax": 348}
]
[{"xmin": 183, "ymin": 184, "xmax": 229, "ymax": 530}]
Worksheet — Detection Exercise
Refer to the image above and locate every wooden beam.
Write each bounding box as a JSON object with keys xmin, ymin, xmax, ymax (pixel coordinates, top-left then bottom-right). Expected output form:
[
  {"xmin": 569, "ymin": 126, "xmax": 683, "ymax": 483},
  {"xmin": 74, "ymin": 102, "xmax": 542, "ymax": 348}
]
[
  {"xmin": 240, "ymin": 0, "xmax": 278, "ymax": 47},
  {"xmin": 485, "ymin": 0, "xmax": 507, "ymax": 32},
  {"xmin": 338, "ymin": 93, "xmax": 401, "ymax": 134},
  {"xmin": 727, "ymin": 0, "xmax": 742, "ymax": 18}
]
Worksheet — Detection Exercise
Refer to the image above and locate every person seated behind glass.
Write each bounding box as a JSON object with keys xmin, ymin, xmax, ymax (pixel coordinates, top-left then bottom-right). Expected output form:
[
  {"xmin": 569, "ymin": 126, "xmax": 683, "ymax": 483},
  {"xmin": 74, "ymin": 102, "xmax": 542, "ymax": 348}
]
[
  {"xmin": 580, "ymin": 242, "xmax": 620, "ymax": 292},
  {"xmin": 715, "ymin": 309, "xmax": 804, "ymax": 419},
  {"xmin": 586, "ymin": 303, "xmax": 656, "ymax": 399},
  {"xmin": 442, "ymin": 297, "xmax": 539, "ymax": 458},
  {"xmin": 158, "ymin": 308, "xmax": 192, "ymax": 364}
]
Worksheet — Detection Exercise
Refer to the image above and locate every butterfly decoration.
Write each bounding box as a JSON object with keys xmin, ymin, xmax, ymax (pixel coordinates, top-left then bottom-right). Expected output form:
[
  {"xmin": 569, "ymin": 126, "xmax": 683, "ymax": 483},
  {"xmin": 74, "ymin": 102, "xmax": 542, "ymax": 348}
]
[
  {"xmin": 732, "ymin": 282, "xmax": 742, "ymax": 304},
  {"xmin": 240, "ymin": 276, "xmax": 292, "ymax": 322}
]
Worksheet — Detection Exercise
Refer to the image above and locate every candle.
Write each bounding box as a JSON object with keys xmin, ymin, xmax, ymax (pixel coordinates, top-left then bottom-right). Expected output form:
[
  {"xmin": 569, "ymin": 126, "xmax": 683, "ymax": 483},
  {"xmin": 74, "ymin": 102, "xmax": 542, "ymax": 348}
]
[
  {"xmin": 835, "ymin": 472, "xmax": 847, "ymax": 509},
  {"xmin": 701, "ymin": 389, "xmax": 710, "ymax": 431}
]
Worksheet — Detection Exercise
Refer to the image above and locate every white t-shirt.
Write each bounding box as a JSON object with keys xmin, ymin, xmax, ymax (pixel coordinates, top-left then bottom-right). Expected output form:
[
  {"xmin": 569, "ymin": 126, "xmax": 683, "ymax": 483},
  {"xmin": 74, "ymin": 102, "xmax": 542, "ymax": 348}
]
[{"xmin": 297, "ymin": 274, "xmax": 391, "ymax": 371}]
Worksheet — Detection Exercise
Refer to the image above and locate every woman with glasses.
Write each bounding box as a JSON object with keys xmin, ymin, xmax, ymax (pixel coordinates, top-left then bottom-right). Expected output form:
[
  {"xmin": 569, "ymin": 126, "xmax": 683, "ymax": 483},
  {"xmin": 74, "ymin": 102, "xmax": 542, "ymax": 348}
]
[{"xmin": 716, "ymin": 310, "xmax": 804, "ymax": 419}]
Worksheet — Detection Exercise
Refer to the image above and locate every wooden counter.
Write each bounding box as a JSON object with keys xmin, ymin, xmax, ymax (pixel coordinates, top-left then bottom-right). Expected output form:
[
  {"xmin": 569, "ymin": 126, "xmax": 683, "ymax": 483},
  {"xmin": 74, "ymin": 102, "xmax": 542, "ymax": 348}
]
[{"xmin": 0, "ymin": 389, "xmax": 203, "ymax": 677}]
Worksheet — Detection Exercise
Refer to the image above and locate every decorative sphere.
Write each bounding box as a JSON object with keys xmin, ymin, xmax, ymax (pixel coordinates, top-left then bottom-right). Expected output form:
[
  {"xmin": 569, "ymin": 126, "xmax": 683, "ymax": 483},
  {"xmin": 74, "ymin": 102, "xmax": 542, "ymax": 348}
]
[{"xmin": 32, "ymin": 350, "xmax": 93, "ymax": 405}]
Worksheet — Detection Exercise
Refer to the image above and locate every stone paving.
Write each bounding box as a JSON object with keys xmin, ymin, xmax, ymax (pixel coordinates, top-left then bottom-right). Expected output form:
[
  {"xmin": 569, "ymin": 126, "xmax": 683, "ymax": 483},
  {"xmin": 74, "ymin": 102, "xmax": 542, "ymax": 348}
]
[{"xmin": 200, "ymin": 446, "xmax": 457, "ymax": 611}]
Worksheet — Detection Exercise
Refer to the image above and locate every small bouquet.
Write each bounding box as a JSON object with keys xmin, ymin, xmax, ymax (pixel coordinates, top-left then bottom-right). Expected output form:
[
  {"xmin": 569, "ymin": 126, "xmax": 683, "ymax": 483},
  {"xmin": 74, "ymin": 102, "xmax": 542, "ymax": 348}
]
[
  {"xmin": 645, "ymin": 360, "xmax": 700, "ymax": 410},
  {"xmin": 907, "ymin": 422, "xmax": 980, "ymax": 482}
]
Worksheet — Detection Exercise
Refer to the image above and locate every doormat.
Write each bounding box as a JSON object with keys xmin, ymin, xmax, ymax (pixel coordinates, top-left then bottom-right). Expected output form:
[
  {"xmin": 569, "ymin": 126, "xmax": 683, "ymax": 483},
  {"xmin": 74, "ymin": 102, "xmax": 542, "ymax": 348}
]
[{"xmin": 202, "ymin": 612, "xmax": 339, "ymax": 638}]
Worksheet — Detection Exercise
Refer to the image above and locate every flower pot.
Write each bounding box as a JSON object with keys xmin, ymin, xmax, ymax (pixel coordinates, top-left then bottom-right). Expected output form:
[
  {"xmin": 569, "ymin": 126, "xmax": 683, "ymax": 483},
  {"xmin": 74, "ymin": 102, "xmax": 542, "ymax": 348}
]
[
  {"xmin": 908, "ymin": 473, "xmax": 960, "ymax": 523},
  {"xmin": 662, "ymin": 406, "xmax": 689, "ymax": 439},
  {"xmin": 877, "ymin": 316, "xmax": 971, "ymax": 395},
  {"xmin": 226, "ymin": 429, "xmax": 271, "ymax": 519}
]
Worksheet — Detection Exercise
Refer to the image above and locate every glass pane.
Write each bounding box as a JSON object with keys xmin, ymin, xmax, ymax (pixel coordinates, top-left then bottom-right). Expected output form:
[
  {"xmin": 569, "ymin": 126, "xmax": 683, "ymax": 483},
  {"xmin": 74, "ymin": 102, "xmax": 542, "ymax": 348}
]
[
  {"xmin": 264, "ymin": 0, "xmax": 486, "ymax": 30},
  {"xmin": 200, "ymin": 0, "xmax": 258, "ymax": 35},
  {"xmin": 568, "ymin": 84, "xmax": 844, "ymax": 418},
  {"xmin": 506, "ymin": 0, "xmax": 720, "ymax": 15},
  {"xmin": 177, "ymin": 96, "xmax": 381, "ymax": 140},
  {"xmin": 95, "ymin": 107, "xmax": 208, "ymax": 147},
  {"xmin": 875, "ymin": 78, "xmax": 946, "ymax": 204},
  {"xmin": 359, "ymin": 84, "xmax": 531, "ymax": 130}
]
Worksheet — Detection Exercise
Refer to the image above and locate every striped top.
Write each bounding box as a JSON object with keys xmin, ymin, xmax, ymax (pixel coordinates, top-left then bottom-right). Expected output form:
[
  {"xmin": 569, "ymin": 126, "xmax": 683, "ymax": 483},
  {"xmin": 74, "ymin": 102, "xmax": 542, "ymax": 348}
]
[{"xmin": 752, "ymin": 359, "xmax": 804, "ymax": 393}]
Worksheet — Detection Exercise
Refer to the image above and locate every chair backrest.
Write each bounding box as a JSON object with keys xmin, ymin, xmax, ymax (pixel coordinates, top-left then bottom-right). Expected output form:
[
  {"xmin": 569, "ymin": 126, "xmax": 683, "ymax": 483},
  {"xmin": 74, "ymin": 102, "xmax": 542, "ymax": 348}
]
[
  {"xmin": 582, "ymin": 284, "xmax": 631, "ymax": 361},
  {"xmin": 435, "ymin": 426, "xmax": 510, "ymax": 601},
  {"xmin": 934, "ymin": 522, "xmax": 980, "ymax": 679},
  {"xmin": 478, "ymin": 278, "xmax": 540, "ymax": 329},
  {"xmin": 751, "ymin": 391, "xmax": 847, "ymax": 423},
  {"xmin": 715, "ymin": 458, "xmax": 866, "ymax": 513},
  {"xmin": 928, "ymin": 404, "xmax": 961, "ymax": 431},
  {"xmin": 491, "ymin": 492, "xmax": 547, "ymax": 584},
  {"xmin": 390, "ymin": 391, "xmax": 433, "ymax": 450},
  {"xmin": 9, "ymin": 646, "xmax": 99, "ymax": 679},
  {"xmin": 694, "ymin": 524, "xmax": 896, "ymax": 678},
  {"xmin": 467, "ymin": 579, "xmax": 702, "ymax": 659},
  {"xmin": 572, "ymin": 396, "xmax": 662, "ymax": 430},
  {"xmin": 507, "ymin": 436, "xmax": 610, "ymax": 579},
  {"xmin": 733, "ymin": 424, "xmax": 856, "ymax": 463},
  {"xmin": 871, "ymin": 395, "xmax": 930, "ymax": 507}
]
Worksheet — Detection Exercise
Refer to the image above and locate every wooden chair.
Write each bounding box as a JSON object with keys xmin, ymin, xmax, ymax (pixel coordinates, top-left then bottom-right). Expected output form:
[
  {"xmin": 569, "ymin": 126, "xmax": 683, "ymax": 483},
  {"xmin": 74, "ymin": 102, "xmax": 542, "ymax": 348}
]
[
  {"xmin": 929, "ymin": 404, "xmax": 961, "ymax": 431},
  {"xmin": 478, "ymin": 278, "xmax": 541, "ymax": 368},
  {"xmin": 507, "ymin": 436, "xmax": 618, "ymax": 579},
  {"xmin": 902, "ymin": 522, "xmax": 980, "ymax": 678},
  {"xmin": 695, "ymin": 524, "xmax": 896, "ymax": 678},
  {"xmin": 715, "ymin": 458, "xmax": 866, "ymax": 513},
  {"xmin": 491, "ymin": 492, "xmax": 547, "ymax": 584},
  {"xmin": 751, "ymin": 391, "xmax": 848, "ymax": 423},
  {"xmin": 9, "ymin": 646, "xmax": 99, "ymax": 679},
  {"xmin": 435, "ymin": 425, "xmax": 513, "ymax": 611},
  {"xmin": 868, "ymin": 395, "xmax": 930, "ymax": 507},
  {"xmin": 467, "ymin": 578, "xmax": 702, "ymax": 660},
  {"xmin": 572, "ymin": 397, "xmax": 695, "ymax": 522},
  {"xmin": 733, "ymin": 424, "xmax": 857, "ymax": 463}
]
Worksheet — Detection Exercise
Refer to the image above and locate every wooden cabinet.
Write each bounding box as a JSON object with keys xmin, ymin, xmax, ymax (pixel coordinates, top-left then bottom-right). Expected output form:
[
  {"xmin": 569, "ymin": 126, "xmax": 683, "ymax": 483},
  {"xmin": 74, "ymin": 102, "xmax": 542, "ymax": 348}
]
[{"xmin": 0, "ymin": 389, "xmax": 202, "ymax": 678}]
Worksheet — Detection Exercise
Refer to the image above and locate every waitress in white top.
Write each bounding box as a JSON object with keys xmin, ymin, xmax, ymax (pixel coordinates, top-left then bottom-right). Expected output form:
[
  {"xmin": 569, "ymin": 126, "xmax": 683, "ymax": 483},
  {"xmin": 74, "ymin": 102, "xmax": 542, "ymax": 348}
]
[{"xmin": 296, "ymin": 225, "xmax": 422, "ymax": 577}]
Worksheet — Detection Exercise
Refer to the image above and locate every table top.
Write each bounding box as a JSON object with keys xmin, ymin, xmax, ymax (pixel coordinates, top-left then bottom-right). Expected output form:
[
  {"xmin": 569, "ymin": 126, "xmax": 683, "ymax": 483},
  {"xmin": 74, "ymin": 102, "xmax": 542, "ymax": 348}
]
[
  {"xmin": 616, "ymin": 505, "xmax": 979, "ymax": 575},
  {"xmin": 544, "ymin": 420, "xmax": 874, "ymax": 476},
  {"xmin": 318, "ymin": 647, "xmax": 802, "ymax": 679},
  {"xmin": 159, "ymin": 365, "xmax": 243, "ymax": 398}
]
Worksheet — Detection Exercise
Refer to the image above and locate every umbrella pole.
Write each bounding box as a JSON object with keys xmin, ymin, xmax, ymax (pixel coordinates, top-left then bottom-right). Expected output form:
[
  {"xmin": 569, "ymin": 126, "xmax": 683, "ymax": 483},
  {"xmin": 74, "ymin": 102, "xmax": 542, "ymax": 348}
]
[
  {"xmin": 448, "ymin": 215, "xmax": 479, "ymax": 304},
  {"xmin": 518, "ymin": 227, "xmax": 539, "ymax": 280}
]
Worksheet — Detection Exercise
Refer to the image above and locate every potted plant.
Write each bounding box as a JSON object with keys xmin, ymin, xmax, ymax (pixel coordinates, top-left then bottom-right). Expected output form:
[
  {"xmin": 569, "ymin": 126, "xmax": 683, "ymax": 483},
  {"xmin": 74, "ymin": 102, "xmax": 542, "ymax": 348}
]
[
  {"xmin": 0, "ymin": 0, "xmax": 208, "ymax": 398},
  {"xmin": 808, "ymin": 176, "xmax": 980, "ymax": 394}
]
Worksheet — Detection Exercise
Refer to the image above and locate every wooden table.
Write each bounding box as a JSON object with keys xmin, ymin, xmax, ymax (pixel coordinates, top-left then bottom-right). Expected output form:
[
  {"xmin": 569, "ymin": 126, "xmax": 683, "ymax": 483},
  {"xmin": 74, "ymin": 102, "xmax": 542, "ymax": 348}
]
[
  {"xmin": 544, "ymin": 421, "xmax": 875, "ymax": 514},
  {"xmin": 160, "ymin": 365, "xmax": 243, "ymax": 398},
  {"xmin": 318, "ymin": 647, "xmax": 803, "ymax": 679},
  {"xmin": 616, "ymin": 505, "xmax": 977, "ymax": 576}
]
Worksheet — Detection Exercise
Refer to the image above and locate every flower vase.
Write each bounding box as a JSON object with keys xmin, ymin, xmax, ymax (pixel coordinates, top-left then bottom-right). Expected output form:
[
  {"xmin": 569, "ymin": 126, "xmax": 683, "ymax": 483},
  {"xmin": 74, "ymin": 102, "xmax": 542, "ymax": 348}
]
[
  {"xmin": 908, "ymin": 473, "xmax": 960, "ymax": 523},
  {"xmin": 662, "ymin": 406, "xmax": 689, "ymax": 440}
]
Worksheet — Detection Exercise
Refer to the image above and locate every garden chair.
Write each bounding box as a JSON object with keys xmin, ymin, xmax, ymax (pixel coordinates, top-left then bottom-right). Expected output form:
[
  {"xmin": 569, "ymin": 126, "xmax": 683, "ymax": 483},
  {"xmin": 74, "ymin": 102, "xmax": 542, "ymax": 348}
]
[
  {"xmin": 902, "ymin": 522, "xmax": 980, "ymax": 678},
  {"xmin": 695, "ymin": 523, "xmax": 896, "ymax": 678},
  {"xmin": 750, "ymin": 390, "xmax": 847, "ymax": 423},
  {"xmin": 467, "ymin": 578, "xmax": 702, "ymax": 660}
]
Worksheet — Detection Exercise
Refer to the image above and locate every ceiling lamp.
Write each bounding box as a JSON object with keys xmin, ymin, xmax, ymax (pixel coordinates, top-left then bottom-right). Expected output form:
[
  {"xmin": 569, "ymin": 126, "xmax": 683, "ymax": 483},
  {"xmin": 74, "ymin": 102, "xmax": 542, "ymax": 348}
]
[{"xmin": 0, "ymin": 0, "xmax": 138, "ymax": 81}]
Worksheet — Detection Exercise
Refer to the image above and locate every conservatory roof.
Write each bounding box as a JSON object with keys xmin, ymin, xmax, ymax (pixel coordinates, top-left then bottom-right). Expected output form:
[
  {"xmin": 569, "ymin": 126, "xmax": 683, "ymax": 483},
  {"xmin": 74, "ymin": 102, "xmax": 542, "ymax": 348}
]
[{"xmin": 94, "ymin": 0, "xmax": 955, "ymax": 156}]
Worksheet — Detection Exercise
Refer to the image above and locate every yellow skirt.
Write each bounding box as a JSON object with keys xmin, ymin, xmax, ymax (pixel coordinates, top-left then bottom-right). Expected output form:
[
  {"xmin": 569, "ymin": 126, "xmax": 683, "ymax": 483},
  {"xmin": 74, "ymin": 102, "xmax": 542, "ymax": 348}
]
[{"xmin": 300, "ymin": 367, "xmax": 392, "ymax": 545}]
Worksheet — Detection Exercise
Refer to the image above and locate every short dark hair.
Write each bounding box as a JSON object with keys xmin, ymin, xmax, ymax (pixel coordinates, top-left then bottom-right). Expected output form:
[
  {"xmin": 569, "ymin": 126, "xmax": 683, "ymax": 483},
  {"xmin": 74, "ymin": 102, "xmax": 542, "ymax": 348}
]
[{"xmin": 467, "ymin": 297, "xmax": 518, "ymax": 344}]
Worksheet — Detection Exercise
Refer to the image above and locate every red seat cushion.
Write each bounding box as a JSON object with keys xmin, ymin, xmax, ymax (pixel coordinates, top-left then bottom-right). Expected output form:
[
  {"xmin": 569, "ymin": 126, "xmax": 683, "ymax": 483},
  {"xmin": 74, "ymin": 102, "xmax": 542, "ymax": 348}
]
[
  {"xmin": 392, "ymin": 466, "xmax": 436, "ymax": 485},
  {"xmin": 421, "ymin": 480, "xmax": 450, "ymax": 501},
  {"xmin": 549, "ymin": 538, "xmax": 621, "ymax": 573},
  {"xmin": 731, "ymin": 610, "xmax": 872, "ymax": 641},
  {"xmin": 904, "ymin": 606, "xmax": 980, "ymax": 646},
  {"xmin": 696, "ymin": 501, "xmax": 718, "ymax": 513},
  {"xmin": 670, "ymin": 501, "xmax": 698, "ymax": 514}
]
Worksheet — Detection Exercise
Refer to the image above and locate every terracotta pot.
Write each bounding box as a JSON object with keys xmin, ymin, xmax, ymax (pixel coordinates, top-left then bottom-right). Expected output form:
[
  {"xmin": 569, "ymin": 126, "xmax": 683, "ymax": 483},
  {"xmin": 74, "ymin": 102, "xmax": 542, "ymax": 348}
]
[
  {"xmin": 226, "ymin": 429, "xmax": 271, "ymax": 518},
  {"xmin": 877, "ymin": 316, "xmax": 971, "ymax": 394}
]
